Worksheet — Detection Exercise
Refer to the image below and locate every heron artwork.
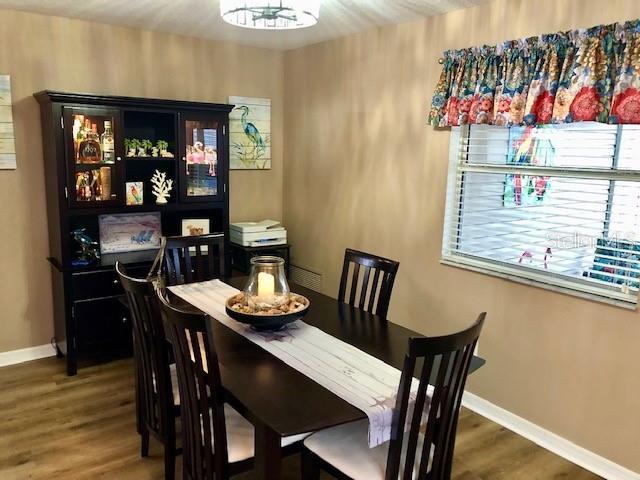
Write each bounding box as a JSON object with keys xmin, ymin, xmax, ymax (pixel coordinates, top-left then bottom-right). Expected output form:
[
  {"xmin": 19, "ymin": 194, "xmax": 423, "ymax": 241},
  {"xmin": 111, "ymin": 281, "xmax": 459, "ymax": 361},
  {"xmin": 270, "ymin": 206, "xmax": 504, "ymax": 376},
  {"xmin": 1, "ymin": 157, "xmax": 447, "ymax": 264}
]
[{"xmin": 229, "ymin": 97, "xmax": 271, "ymax": 169}]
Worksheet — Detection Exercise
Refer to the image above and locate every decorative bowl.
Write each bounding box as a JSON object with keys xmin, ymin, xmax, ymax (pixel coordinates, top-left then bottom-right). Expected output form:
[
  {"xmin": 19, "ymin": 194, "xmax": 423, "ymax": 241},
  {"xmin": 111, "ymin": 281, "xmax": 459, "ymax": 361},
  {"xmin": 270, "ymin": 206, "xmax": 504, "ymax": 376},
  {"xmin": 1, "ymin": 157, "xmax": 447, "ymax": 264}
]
[{"xmin": 225, "ymin": 292, "xmax": 310, "ymax": 331}]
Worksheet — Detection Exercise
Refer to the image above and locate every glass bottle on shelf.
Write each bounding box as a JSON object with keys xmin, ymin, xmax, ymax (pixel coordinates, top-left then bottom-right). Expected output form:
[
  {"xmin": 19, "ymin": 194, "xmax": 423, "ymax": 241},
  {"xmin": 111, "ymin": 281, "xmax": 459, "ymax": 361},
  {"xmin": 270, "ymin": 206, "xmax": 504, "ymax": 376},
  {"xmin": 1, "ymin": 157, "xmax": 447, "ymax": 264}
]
[
  {"xmin": 101, "ymin": 120, "xmax": 115, "ymax": 163},
  {"xmin": 73, "ymin": 115, "xmax": 86, "ymax": 162},
  {"xmin": 78, "ymin": 123, "xmax": 101, "ymax": 163}
]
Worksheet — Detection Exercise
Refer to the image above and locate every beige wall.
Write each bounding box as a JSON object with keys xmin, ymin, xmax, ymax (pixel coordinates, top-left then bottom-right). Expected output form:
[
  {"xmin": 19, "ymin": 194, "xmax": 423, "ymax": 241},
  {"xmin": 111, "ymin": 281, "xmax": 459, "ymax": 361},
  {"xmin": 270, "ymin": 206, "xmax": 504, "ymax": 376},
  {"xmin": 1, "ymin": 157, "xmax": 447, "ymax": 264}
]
[
  {"xmin": 0, "ymin": 9, "xmax": 284, "ymax": 353},
  {"xmin": 283, "ymin": 0, "xmax": 640, "ymax": 472}
]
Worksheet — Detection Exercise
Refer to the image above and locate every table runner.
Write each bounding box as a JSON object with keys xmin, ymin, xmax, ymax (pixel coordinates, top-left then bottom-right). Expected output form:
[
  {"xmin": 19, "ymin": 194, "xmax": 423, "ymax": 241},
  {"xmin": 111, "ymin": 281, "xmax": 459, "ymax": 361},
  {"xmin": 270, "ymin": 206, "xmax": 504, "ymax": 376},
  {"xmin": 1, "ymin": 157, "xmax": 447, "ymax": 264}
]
[{"xmin": 169, "ymin": 279, "xmax": 424, "ymax": 447}]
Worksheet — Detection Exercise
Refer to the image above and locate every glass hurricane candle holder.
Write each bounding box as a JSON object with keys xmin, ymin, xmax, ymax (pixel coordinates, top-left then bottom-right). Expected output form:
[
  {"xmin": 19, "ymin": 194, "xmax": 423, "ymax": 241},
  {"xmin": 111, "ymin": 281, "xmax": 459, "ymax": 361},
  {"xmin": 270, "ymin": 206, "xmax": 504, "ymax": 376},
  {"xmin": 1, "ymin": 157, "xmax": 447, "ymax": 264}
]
[{"xmin": 244, "ymin": 256, "xmax": 290, "ymax": 310}]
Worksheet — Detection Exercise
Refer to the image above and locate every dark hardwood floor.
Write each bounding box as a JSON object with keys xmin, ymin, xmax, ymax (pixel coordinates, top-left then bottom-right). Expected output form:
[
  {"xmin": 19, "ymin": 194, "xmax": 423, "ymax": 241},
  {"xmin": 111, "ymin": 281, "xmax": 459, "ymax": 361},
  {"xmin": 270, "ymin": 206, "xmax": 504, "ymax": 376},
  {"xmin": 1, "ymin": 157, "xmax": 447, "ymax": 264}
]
[{"xmin": 0, "ymin": 357, "xmax": 601, "ymax": 480}]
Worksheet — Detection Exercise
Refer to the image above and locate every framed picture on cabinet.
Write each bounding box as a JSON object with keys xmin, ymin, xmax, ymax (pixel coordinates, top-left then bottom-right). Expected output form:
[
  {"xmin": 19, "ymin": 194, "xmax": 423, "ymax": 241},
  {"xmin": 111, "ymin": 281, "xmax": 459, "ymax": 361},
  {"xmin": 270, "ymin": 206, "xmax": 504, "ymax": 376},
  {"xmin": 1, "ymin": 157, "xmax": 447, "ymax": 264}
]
[
  {"xmin": 126, "ymin": 181, "xmax": 144, "ymax": 205},
  {"xmin": 181, "ymin": 218, "xmax": 210, "ymax": 237},
  {"xmin": 181, "ymin": 218, "xmax": 211, "ymax": 253},
  {"xmin": 98, "ymin": 212, "xmax": 161, "ymax": 254}
]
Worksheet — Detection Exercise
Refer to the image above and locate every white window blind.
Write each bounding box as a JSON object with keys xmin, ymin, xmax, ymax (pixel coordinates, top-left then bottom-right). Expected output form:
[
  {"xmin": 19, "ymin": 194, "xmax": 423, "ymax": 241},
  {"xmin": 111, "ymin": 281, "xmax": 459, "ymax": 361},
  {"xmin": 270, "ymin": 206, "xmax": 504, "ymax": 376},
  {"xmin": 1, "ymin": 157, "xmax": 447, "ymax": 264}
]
[{"xmin": 442, "ymin": 123, "xmax": 640, "ymax": 307}]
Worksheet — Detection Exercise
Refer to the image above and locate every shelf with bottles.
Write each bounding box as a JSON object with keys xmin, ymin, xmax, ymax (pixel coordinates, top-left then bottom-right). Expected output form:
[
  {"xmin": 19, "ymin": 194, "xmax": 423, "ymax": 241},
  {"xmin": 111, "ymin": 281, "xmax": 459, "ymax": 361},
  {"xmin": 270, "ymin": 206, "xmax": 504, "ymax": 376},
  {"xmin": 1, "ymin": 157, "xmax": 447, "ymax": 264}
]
[
  {"xmin": 74, "ymin": 166, "xmax": 118, "ymax": 203},
  {"xmin": 123, "ymin": 110, "xmax": 176, "ymax": 159}
]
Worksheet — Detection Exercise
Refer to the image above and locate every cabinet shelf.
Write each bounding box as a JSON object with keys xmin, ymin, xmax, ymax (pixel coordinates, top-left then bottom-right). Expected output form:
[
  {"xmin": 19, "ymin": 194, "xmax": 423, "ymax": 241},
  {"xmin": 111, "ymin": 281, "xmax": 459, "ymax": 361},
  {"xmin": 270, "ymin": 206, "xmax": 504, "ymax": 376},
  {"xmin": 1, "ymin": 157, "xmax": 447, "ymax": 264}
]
[
  {"xmin": 74, "ymin": 162, "xmax": 117, "ymax": 171},
  {"xmin": 125, "ymin": 156, "xmax": 176, "ymax": 162},
  {"xmin": 67, "ymin": 200, "xmax": 226, "ymax": 217}
]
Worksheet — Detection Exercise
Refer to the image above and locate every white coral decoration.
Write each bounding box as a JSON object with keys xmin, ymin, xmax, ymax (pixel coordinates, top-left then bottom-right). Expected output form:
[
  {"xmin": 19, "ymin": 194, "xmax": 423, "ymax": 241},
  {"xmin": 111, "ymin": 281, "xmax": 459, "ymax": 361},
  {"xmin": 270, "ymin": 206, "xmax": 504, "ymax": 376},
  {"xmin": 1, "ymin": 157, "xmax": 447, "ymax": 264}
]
[{"xmin": 150, "ymin": 169, "xmax": 173, "ymax": 204}]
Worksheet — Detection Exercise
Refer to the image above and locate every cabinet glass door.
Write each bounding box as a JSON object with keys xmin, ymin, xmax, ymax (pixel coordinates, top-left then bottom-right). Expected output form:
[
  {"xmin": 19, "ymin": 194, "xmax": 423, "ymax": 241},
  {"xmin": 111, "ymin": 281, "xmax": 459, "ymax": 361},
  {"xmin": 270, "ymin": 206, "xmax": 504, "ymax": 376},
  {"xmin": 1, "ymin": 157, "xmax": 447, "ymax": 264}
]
[
  {"xmin": 64, "ymin": 106, "xmax": 122, "ymax": 206},
  {"xmin": 180, "ymin": 114, "xmax": 221, "ymax": 201}
]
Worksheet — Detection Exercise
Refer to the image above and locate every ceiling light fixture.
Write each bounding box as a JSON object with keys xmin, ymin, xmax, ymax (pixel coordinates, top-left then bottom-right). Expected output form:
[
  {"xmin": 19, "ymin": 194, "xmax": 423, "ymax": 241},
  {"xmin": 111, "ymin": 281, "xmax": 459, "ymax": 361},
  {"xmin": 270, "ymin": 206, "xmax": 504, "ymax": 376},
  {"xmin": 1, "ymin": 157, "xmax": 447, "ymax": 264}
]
[{"xmin": 220, "ymin": 0, "xmax": 320, "ymax": 30}]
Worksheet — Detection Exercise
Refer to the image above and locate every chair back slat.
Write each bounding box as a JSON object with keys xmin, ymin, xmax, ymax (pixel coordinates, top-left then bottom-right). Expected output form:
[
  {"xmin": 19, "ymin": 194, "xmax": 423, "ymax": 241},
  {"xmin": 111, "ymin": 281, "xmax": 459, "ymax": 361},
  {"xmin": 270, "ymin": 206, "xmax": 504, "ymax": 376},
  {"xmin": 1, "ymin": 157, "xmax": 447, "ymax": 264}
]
[
  {"xmin": 156, "ymin": 286, "xmax": 230, "ymax": 480},
  {"xmin": 367, "ymin": 269, "xmax": 381, "ymax": 312},
  {"xmin": 162, "ymin": 233, "xmax": 225, "ymax": 286},
  {"xmin": 338, "ymin": 248, "xmax": 399, "ymax": 318},
  {"xmin": 358, "ymin": 266, "xmax": 371, "ymax": 309},
  {"xmin": 402, "ymin": 354, "xmax": 434, "ymax": 480},
  {"xmin": 116, "ymin": 262, "xmax": 174, "ymax": 441},
  {"xmin": 385, "ymin": 313, "xmax": 485, "ymax": 480}
]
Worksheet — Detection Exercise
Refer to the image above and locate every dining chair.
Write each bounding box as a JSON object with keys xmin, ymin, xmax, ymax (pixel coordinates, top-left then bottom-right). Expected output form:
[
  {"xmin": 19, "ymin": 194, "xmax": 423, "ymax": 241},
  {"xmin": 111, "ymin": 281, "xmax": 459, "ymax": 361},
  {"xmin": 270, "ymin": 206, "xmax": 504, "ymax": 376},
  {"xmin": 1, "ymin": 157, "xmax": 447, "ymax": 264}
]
[
  {"xmin": 116, "ymin": 261, "xmax": 180, "ymax": 480},
  {"xmin": 301, "ymin": 313, "xmax": 486, "ymax": 480},
  {"xmin": 161, "ymin": 233, "xmax": 225, "ymax": 286},
  {"xmin": 338, "ymin": 248, "xmax": 400, "ymax": 319},
  {"xmin": 155, "ymin": 285, "xmax": 310, "ymax": 480}
]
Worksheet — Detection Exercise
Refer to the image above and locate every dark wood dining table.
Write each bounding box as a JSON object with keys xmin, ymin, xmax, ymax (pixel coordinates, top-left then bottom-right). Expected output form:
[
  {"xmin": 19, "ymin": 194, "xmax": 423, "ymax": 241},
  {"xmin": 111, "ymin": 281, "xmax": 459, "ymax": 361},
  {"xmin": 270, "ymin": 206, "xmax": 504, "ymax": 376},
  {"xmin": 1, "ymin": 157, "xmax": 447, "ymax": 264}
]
[{"xmin": 180, "ymin": 277, "xmax": 486, "ymax": 479}]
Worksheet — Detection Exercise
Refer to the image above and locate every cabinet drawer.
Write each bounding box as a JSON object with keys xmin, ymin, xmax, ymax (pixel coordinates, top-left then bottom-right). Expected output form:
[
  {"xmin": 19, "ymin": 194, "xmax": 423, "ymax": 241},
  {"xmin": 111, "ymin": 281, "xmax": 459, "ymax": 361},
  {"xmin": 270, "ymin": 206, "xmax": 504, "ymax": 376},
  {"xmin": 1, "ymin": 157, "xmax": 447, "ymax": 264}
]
[
  {"xmin": 71, "ymin": 265, "xmax": 151, "ymax": 300},
  {"xmin": 72, "ymin": 270, "xmax": 122, "ymax": 300}
]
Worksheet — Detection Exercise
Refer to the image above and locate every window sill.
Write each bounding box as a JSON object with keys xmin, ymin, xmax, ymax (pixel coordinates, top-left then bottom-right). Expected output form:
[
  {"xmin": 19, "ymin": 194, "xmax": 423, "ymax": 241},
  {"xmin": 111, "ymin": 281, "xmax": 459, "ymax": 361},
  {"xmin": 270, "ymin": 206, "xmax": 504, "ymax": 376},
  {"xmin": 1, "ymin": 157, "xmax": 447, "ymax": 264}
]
[{"xmin": 440, "ymin": 257, "xmax": 637, "ymax": 311}]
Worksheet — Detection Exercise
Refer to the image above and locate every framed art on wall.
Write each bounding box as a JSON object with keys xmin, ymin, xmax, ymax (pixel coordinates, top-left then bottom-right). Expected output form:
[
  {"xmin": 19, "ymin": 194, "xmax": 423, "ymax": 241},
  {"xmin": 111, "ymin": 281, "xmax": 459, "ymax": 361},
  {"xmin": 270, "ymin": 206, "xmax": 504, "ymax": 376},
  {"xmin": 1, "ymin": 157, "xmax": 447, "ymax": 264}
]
[
  {"xmin": 229, "ymin": 96, "xmax": 271, "ymax": 170},
  {"xmin": 98, "ymin": 212, "xmax": 162, "ymax": 254},
  {"xmin": 0, "ymin": 75, "xmax": 16, "ymax": 170}
]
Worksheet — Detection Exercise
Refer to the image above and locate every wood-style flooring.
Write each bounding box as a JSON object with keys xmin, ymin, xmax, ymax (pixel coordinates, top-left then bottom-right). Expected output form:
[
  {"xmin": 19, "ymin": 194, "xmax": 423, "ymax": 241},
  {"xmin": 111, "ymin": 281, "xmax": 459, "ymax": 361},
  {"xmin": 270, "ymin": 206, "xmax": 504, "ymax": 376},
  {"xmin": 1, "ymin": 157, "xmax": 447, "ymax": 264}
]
[{"xmin": 0, "ymin": 357, "xmax": 602, "ymax": 480}]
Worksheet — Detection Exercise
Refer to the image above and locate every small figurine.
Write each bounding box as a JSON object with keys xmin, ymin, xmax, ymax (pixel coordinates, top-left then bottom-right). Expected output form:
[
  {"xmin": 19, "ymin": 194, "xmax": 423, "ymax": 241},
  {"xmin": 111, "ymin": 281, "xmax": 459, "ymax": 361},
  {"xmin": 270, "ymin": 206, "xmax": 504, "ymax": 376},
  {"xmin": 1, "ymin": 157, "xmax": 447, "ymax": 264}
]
[
  {"xmin": 157, "ymin": 140, "xmax": 174, "ymax": 158},
  {"xmin": 191, "ymin": 141, "xmax": 205, "ymax": 164},
  {"xmin": 150, "ymin": 169, "xmax": 173, "ymax": 204},
  {"xmin": 71, "ymin": 228, "xmax": 100, "ymax": 266},
  {"xmin": 137, "ymin": 139, "xmax": 151, "ymax": 157},
  {"xmin": 124, "ymin": 138, "xmax": 139, "ymax": 157},
  {"xmin": 205, "ymin": 146, "xmax": 217, "ymax": 176},
  {"xmin": 151, "ymin": 146, "xmax": 159, "ymax": 157}
]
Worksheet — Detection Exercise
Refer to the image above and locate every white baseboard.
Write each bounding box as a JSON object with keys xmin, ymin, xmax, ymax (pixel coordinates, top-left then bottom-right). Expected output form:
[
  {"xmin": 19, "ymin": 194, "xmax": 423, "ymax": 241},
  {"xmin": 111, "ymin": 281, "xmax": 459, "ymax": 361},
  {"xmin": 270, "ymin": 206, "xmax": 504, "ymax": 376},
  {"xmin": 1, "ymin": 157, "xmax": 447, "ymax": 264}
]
[
  {"xmin": 0, "ymin": 344, "xmax": 56, "ymax": 368},
  {"xmin": 462, "ymin": 391, "xmax": 640, "ymax": 480}
]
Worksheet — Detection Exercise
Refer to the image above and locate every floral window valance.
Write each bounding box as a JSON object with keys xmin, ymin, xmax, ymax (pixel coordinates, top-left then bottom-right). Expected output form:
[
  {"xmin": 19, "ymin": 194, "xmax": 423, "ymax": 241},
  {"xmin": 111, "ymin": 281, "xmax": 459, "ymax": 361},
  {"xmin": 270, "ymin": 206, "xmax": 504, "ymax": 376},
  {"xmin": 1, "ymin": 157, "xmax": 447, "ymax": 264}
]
[{"xmin": 429, "ymin": 20, "xmax": 640, "ymax": 127}]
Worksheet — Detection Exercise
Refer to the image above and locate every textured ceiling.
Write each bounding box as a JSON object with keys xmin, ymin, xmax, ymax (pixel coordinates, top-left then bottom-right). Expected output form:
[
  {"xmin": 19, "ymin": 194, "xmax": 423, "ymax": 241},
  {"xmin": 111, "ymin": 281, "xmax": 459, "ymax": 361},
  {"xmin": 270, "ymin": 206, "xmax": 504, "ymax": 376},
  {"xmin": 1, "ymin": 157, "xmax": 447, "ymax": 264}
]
[{"xmin": 0, "ymin": 0, "xmax": 490, "ymax": 50}]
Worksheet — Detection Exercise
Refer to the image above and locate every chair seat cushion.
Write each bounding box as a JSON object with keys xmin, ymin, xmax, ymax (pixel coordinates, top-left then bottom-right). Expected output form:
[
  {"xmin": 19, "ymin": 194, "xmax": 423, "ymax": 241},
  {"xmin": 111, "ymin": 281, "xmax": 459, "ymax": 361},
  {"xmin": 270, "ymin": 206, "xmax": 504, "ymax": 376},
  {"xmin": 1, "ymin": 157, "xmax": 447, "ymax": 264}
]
[
  {"xmin": 219, "ymin": 404, "xmax": 311, "ymax": 463},
  {"xmin": 304, "ymin": 420, "xmax": 431, "ymax": 480}
]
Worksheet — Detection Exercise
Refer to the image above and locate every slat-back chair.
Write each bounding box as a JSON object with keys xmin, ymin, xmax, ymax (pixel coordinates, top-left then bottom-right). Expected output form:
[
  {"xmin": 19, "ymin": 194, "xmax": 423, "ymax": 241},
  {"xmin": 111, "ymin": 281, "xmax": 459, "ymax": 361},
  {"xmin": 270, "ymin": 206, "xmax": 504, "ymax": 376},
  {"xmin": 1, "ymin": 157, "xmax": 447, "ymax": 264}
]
[
  {"xmin": 155, "ymin": 287, "xmax": 251, "ymax": 480},
  {"xmin": 116, "ymin": 261, "xmax": 179, "ymax": 480},
  {"xmin": 162, "ymin": 233, "xmax": 225, "ymax": 286},
  {"xmin": 302, "ymin": 313, "xmax": 486, "ymax": 480},
  {"xmin": 338, "ymin": 248, "xmax": 400, "ymax": 319}
]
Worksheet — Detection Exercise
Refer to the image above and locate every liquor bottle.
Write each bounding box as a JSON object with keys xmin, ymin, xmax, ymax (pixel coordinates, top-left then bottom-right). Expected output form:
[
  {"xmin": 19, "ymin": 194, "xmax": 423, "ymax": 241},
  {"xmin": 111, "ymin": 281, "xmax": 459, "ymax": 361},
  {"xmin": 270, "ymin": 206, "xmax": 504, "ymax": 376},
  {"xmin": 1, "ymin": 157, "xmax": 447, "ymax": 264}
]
[
  {"xmin": 78, "ymin": 123, "xmax": 101, "ymax": 163},
  {"xmin": 101, "ymin": 121, "xmax": 115, "ymax": 163},
  {"xmin": 100, "ymin": 167, "xmax": 111, "ymax": 200},
  {"xmin": 74, "ymin": 115, "xmax": 85, "ymax": 162}
]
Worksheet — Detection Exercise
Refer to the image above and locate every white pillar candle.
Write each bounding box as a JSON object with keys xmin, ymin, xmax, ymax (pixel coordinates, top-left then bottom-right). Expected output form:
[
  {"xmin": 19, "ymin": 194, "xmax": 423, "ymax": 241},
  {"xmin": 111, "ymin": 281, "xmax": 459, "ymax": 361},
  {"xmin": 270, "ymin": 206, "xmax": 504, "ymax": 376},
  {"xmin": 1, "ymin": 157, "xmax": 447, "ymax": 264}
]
[{"xmin": 257, "ymin": 271, "xmax": 275, "ymax": 300}]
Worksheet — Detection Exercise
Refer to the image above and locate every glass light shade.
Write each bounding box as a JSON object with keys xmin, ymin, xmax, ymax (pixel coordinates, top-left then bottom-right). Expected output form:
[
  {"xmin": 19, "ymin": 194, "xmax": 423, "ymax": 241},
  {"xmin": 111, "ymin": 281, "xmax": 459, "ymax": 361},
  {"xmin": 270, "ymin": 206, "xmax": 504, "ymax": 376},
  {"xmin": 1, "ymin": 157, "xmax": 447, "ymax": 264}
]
[
  {"xmin": 220, "ymin": 0, "xmax": 320, "ymax": 30},
  {"xmin": 244, "ymin": 256, "xmax": 290, "ymax": 309}
]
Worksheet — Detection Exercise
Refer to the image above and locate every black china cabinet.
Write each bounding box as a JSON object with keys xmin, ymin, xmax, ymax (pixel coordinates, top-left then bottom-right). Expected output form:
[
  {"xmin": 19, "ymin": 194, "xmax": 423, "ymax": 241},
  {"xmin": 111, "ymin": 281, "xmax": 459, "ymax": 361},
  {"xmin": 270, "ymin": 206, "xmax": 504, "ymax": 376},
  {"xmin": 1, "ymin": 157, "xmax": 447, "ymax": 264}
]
[{"xmin": 35, "ymin": 91, "xmax": 233, "ymax": 375}]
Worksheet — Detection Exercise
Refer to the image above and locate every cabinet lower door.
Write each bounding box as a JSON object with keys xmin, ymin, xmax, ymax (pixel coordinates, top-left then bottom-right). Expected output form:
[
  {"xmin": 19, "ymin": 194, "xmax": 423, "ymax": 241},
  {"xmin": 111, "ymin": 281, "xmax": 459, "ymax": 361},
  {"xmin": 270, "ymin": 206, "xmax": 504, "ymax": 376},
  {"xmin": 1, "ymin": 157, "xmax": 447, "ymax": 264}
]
[{"xmin": 75, "ymin": 297, "xmax": 132, "ymax": 358}]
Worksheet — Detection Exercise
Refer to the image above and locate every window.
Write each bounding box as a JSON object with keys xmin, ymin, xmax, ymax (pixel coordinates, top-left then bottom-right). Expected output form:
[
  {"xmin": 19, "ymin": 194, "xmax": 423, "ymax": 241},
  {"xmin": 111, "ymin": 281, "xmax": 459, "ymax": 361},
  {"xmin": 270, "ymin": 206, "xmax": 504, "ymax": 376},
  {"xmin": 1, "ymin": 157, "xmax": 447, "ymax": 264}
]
[{"xmin": 442, "ymin": 123, "xmax": 640, "ymax": 308}]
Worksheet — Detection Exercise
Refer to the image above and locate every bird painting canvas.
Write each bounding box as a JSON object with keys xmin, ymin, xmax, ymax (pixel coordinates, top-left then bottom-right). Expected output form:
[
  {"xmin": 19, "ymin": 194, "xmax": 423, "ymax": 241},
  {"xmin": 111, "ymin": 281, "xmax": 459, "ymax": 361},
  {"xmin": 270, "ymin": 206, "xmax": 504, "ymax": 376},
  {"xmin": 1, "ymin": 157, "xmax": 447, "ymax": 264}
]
[{"xmin": 229, "ymin": 96, "xmax": 271, "ymax": 170}]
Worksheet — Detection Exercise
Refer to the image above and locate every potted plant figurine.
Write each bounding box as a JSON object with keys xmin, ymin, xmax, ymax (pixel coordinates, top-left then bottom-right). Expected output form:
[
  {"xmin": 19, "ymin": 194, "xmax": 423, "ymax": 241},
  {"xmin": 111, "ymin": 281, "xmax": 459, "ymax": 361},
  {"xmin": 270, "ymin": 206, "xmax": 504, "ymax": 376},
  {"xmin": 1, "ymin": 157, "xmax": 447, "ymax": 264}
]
[
  {"xmin": 124, "ymin": 138, "xmax": 140, "ymax": 157},
  {"xmin": 139, "ymin": 139, "xmax": 153, "ymax": 157},
  {"xmin": 157, "ymin": 139, "xmax": 174, "ymax": 158}
]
